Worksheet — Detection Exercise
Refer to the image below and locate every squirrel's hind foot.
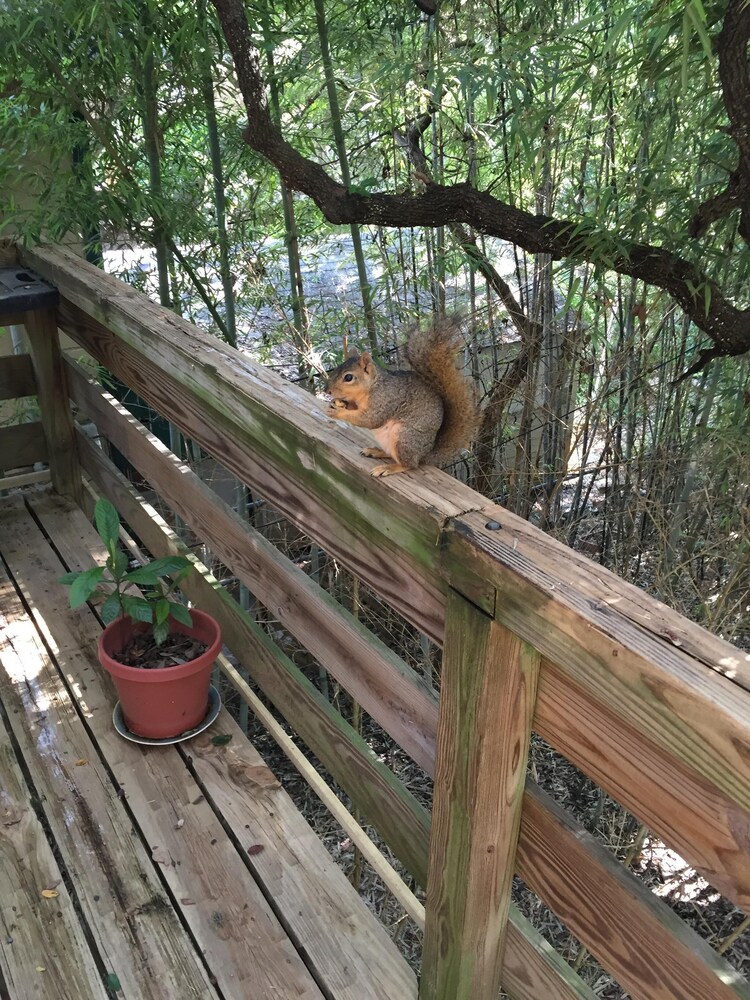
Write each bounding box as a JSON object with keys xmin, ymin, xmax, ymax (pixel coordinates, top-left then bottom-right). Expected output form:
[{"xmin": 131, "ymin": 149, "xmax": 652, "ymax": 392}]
[
  {"xmin": 362, "ymin": 447, "xmax": 389, "ymax": 459},
  {"xmin": 370, "ymin": 462, "xmax": 413, "ymax": 477}
]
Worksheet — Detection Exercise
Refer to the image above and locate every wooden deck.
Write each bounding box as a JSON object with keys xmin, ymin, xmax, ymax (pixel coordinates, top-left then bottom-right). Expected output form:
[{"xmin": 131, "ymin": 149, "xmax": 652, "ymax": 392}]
[{"xmin": 0, "ymin": 489, "xmax": 417, "ymax": 1000}]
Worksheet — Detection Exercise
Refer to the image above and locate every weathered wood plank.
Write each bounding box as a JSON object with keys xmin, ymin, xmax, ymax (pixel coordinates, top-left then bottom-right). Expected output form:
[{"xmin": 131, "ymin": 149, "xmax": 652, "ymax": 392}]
[
  {"xmin": 60, "ymin": 293, "xmax": 446, "ymax": 640},
  {"xmin": 22, "ymin": 308, "xmax": 81, "ymax": 501},
  {"xmin": 444, "ymin": 514, "xmax": 750, "ymax": 821},
  {"xmin": 0, "ymin": 622, "xmax": 108, "ymax": 1000},
  {"xmin": 492, "ymin": 506, "xmax": 750, "ymax": 686},
  {"xmin": 66, "ymin": 358, "xmax": 439, "ymax": 774},
  {"xmin": 517, "ymin": 782, "xmax": 750, "ymax": 1000},
  {"xmin": 188, "ymin": 710, "xmax": 418, "ymax": 1000},
  {"xmin": 536, "ymin": 658, "xmax": 750, "ymax": 911},
  {"xmin": 0, "ymin": 529, "xmax": 219, "ymax": 1000},
  {"xmin": 48, "ymin": 450, "xmax": 433, "ymax": 886},
  {"xmin": 3, "ymin": 496, "xmax": 327, "ymax": 1000},
  {"xmin": 421, "ymin": 596, "xmax": 540, "ymax": 1000},
  {"xmin": 0, "ymin": 353, "xmax": 36, "ymax": 399},
  {"xmin": 0, "ymin": 421, "xmax": 47, "ymax": 469},
  {"xmin": 22, "ymin": 240, "xmax": 469, "ymax": 640},
  {"xmin": 0, "ymin": 755, "xmax": 107, "ymax": 1000},
  {"xmin": 503, "ymin": 911, "xmax": 597, "ymax": 1000},
  {"xmin": 0, "ymin": 312, "xmax": 26, "ymax": 327},
  {"xmin": 0, "ymin": 469, "xmax": 50, "ymax": 491},
  {"xmin": 0, "ymin": 240, "xmax": 18, "ymax": 266}
]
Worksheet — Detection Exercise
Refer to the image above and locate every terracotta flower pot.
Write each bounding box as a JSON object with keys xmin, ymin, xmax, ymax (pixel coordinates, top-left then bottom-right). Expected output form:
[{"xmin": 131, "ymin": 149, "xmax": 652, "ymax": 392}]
[{"xmin": 97, "ymin": 608, "xmax": 222, "ymax": 740}]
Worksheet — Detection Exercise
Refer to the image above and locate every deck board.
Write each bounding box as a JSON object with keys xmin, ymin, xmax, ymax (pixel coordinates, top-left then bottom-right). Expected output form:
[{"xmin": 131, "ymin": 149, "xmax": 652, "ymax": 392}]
[
  {"xmin": 0, "ymin": 489, "xmax": 418, "ymax": 1000},
  {"xmin": 0, "ymin": 631, "xmax": 108, "ymax": 1000}
]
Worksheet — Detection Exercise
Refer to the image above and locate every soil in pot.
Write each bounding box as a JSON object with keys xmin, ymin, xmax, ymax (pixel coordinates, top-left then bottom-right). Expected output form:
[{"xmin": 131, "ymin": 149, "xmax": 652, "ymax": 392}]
[{"xmin": 117, "ymin": 631, "xmax": 208, "ymax": 669}]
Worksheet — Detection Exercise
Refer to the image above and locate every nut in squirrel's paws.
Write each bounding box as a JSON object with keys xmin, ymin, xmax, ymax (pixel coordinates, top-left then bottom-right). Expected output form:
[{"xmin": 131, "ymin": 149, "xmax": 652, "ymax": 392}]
[{"xmin": 328, "ymin": 398, "xmax": 357, "ymax": 416}]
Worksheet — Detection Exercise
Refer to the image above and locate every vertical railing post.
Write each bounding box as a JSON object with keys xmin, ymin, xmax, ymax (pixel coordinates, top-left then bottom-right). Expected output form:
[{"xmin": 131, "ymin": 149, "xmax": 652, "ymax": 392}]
[
  {"xmin": 420, "ymin": 587, "xmax": 540, "ymax": 1000},
  {"xmin": 23, "ymin": 308, "xmax": 82, "ymax": 504}
]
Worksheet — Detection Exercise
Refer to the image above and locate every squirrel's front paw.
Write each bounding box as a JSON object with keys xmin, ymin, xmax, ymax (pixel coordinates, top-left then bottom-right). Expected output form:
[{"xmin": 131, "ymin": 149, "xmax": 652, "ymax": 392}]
[{"xmin": 327, "ymin": 399, "xmax": 346, "ymax": 418}]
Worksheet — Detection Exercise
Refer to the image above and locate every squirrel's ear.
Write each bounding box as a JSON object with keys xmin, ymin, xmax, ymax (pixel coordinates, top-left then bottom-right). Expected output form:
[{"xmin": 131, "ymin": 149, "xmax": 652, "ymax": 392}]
[{"xmin": 360, "ymin": 351, "xmax": 373, "ymax": 371}]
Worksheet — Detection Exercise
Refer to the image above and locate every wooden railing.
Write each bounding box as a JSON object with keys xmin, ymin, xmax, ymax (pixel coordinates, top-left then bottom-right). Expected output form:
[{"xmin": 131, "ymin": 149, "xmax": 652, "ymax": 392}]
[{"xmin": 16, "ymin": 241, "xmax": 750, "ymax": 1000}]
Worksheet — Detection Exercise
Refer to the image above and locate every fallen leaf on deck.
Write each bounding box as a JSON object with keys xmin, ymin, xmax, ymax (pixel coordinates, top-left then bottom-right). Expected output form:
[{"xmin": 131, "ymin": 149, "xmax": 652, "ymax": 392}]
[
  {"xmin": 75, "ymin": 759, "xmax": 88, "ymax": 766},
  {"xmin": 107, "ymin": 972, "xmax": 122, "ymax": 991},
  {"xmin": 210, "ymin": 733, "xmax": 232, "ymax": 746},
  {"xmin": 36, "ymin": 966, "xmax": 46, "ymax": 973},
  {"xmin": 180, "ymin": 897, "xmax": 195, "ymax": 905},
  {"xmin": 151, "ymin": 846, "xmax": 171, "ymax": 866},
  {"xmin": 1, "ymin": 804, "xmax": 23, "ymax": 827},
  {"xmin": 41, "ymin": 889, "xmax": 59, "ymax": 899},
  {"xmin": 244, "ymin": 765, "xmax": 281, "ymax": 789},
  {"xmin": 247, "ymin": 844, "xmax": 265, "ymax": 856}
]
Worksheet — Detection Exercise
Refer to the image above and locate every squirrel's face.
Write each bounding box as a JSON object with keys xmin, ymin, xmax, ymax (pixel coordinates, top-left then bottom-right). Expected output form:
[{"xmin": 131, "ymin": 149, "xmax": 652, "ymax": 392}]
[{"xmin": 327, "ymin": 352, "xmax": 376, "ymax": 410}]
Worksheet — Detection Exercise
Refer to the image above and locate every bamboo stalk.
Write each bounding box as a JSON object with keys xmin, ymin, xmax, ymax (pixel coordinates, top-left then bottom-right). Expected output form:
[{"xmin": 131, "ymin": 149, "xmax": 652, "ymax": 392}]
[{"xmin": 217, "ymin": 652, "xmax": 426, "ymax": 929}]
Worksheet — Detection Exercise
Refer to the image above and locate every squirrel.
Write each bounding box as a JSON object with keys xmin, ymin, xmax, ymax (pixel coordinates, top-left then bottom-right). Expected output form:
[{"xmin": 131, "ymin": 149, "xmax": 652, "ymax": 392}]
[{"xmin": 326, "ymin": 316, "xmax": 479, "ymax": 477}]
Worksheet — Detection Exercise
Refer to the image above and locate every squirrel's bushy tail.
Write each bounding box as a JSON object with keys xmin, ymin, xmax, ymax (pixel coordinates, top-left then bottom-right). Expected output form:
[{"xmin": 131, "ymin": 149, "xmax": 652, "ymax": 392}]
[{"xmin": 406, "ymin": 315, "xmax": 479, "ymax": 464}]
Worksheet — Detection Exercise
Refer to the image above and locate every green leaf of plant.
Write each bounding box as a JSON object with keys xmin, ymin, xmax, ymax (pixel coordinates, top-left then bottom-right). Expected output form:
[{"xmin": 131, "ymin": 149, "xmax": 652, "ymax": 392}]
[
  {"xmin": 100, "ymin": 592, "xmax": 122, "ymax": 625},
  {"xmin": 123, "ymin": 565, "xmax": 161, "ymax": 585},
  {"xmin": 121, "ymin": 595, "xmax": 154, "ymax": 624},
  {"xmin": 59, "ymin": 571, "xmax": 81, "ymax": 585},
  {"xmin": 125, "ymin": 557, "xmax": 190, "ymax": 585},
  {"xmin": 146, "ymin": 556, "xmax": 193, "ymax": 577},
  {"xmin": 211, "ymin": 734, "xmax": 232, "ymax": 746},
  {"xmin": 168, "ymin": 602, "xmax": 193, "ymax": 628},
  {"xmin": 152, "ymin": 619, "xmax": 169, "ymax": 645},
  {"xmin": 69, "ymin": 567, "xmax": 105, "ymax": 609},
  {"xmin": 111, "ymin": 549, "xmax": 129, "ymax": 581},
  {"xmin": 155, "ymin": 598, "xmax": 171, "ymax": 625},
  {"xmin": 95, "ymin": 499, "xmax": 121, "ymax": 557}
]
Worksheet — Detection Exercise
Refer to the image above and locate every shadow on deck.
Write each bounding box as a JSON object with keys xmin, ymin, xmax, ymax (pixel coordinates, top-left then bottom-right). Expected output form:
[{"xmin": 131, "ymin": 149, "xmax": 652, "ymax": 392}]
[{"xmin": 0, "ymin": 490, "xmax": 416, "ymax": 1000}]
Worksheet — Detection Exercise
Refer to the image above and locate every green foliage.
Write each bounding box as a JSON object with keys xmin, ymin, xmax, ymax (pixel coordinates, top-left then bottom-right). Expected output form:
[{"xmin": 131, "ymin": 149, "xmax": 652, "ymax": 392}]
[{"xmin": 59, "ymin": 498, "xmax": 193, "ymax": 645}]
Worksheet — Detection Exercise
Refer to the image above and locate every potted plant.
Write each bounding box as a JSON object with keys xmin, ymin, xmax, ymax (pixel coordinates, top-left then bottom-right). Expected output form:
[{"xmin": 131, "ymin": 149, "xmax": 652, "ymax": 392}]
[{"xmin": 60, "ymin": 498, "xmax": 222, "ymax": 740}]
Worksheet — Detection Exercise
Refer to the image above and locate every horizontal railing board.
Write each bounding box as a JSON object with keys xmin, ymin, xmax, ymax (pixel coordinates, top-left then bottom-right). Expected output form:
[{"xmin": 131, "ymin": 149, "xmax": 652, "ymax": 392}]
[
  {"xmin": 66, "ymin": 358, "xmax": 439, "ymax": 776},
  {"xmin": 502, "ymin": 911, "xmax": 597, "ymax": 1000},
  {"xmin": 518, "ymin": 782, "xmax": 750, "ymax": 1000},
  {"xmin": 0, "ymin": 420, "xmax": 47, "ymax": 469},
  {"xmin": 0, "ymin": 353, "xmax": 36, "ymax": 399},
  {"xmin": 536, "ymin": 659, "xmax": 750, "ymax": 910},
  {"xmin": 76, "ymin": 436, "xmax": 596, "ymax": 1000},
  {"xmin": 444, "ymin": 514, "xmax": 750, "ymax": 820},
  {"xmin": 76, "ymin": 432, "xmax": 432, "ymax": 885},
  {"xmin": 22, "ymin": 245, "xmax": 748, "ymax": 684},
  {"xmin": 23, "ymin": 242, "xmax": 488, "ymax": 642}
]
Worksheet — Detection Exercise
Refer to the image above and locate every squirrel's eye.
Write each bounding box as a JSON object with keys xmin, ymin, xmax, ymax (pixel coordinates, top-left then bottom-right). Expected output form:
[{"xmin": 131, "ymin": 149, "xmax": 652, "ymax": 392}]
[{"xmin": 343, "ymin": 373, "xmax": 354, "ymax": 382}]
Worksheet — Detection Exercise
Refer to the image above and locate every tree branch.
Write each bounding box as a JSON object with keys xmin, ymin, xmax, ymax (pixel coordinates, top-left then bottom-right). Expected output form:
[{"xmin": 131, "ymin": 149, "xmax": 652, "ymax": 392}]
[
  {"xmin": 209, "ymin": 0, "xmax": 750, "ymax": 364},
  {"xmin": 715, "ymin": 0, "xmax": 750, "ymax": 245}
]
